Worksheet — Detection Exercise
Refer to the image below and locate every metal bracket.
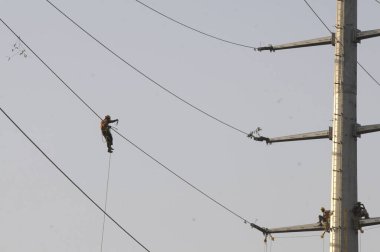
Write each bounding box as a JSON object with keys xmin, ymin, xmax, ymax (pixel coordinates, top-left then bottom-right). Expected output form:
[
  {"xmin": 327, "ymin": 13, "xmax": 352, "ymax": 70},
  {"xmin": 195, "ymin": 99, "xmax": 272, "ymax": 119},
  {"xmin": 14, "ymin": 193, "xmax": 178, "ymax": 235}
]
[
  {"xmin": 353, "ymin": 124, "xmax": 361, "ymax": 138},
  {"xmin": 353, "ymin": 29, "xmax": 361, "ymax": 43},
  {"xmin": 329, "ymin": 126, "xmax": 333, "ymax": 140},
  {"xmin": 331, "ymin": 33, "xmax": 336, "ymax": 46}
]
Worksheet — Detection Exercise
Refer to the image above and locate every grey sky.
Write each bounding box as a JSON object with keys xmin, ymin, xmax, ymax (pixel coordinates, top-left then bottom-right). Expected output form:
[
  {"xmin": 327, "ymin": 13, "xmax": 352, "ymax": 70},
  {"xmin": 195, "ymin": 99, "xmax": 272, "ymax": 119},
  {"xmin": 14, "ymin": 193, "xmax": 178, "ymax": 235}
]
[{"xmin": 1, "ymin": 0, "xmax": 379, "ymax": 251}]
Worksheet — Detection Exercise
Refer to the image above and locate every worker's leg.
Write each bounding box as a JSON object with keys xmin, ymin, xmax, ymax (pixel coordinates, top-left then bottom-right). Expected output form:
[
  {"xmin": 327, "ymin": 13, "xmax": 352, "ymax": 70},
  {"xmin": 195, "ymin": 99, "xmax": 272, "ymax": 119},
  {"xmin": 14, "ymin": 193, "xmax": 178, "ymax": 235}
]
[
  {"xmin": 318, "ymin": 215, "xmax": 323, "ymax": 225},
  {"xmin": 109, "ymin": 133, "xmax": 113, "ymax": 146},
  {"xmin": 105, "ymin": 133, "xmax": 113, "ymax": 152}
]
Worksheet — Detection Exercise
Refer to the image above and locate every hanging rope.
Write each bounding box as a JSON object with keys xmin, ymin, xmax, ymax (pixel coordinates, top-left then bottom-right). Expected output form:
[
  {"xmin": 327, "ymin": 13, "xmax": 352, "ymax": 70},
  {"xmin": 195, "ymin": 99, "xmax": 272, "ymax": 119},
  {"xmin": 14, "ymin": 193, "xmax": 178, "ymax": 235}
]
[
  {"xmin": 0, "ymin": 107, "xmax": 150, "ymax": 251},
  {"xmin": 100, "ymin": 153, "xmax": 113, "ymax": 252}
]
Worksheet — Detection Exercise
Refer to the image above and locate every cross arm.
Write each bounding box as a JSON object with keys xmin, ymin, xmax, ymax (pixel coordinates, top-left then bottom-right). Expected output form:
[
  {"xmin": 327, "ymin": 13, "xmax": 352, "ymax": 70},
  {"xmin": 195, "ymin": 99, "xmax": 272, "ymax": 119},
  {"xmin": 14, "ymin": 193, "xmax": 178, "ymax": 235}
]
[
  {"xmin": 357, "ymin": 124, "xmax": 380, "ymax": 136},
  {"xmin": 250, "ymin": 221, "xmax": 323, "ymax": 235},
  {"xmin": 251, "ymin": 218, "xmax": 380, "ymax": 235},
  {"xmin": 257, "ymin": 34, "xmax": 334, "ymax": 52},
  {"xmin": 360, "ymin": 217, "xmax": 380, "ymax": 227},
  {"xmin": 249, "ymin": 123, "xmax": 380, "ymax": 144},
  {"xmin": 357, "ymin": 29, "xmax": 380, "ymax": 41},
  {"xmin": 265, "ymin": 222, "xmax": 324, "ymax": 234},
  {"xmin": 256, "ymin": 28, "xmax": 379, "ymax": 52},
  {"xmin": 248, "ymin": 128, "xmax": 332, "ymax": 144}
]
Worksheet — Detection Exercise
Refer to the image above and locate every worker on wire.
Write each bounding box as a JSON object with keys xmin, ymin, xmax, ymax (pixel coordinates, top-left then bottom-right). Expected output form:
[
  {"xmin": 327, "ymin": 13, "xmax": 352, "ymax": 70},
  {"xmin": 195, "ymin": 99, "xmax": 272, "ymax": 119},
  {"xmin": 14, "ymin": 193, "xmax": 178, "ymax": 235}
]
[
  {"xmin": 100, "ymin": 115, "xmax": 119, "ymax": 153},
  {"xmin": 318, "ymin": 207, "xmax": 333, "ymax": 232}
]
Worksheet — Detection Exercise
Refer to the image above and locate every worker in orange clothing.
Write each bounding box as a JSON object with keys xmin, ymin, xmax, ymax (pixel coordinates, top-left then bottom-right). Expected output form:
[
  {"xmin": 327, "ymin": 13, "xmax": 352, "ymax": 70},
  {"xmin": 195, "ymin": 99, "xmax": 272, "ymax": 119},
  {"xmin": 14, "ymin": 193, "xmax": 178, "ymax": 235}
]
[{"xmin": 318, "ymin": 207, "xmax": 333, "ymax": 231}]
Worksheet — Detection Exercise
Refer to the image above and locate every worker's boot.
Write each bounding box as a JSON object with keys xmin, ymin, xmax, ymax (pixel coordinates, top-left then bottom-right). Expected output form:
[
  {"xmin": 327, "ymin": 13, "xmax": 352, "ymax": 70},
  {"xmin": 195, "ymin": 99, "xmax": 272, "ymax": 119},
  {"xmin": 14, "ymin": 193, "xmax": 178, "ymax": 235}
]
[
  {"xmin": 107, "ymin": 142, "xmax": 112, "ymax": 150},
  {"xmin": 107, "ymin": 143, "xmax": 113, "ymax": 153}
]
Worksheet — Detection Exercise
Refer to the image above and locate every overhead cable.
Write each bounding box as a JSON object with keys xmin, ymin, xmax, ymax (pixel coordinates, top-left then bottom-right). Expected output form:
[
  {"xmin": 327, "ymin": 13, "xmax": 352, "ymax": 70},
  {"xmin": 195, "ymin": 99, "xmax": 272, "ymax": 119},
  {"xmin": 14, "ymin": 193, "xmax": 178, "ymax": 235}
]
[
  {"xmin": 112, "ymin": 128, "xmax": 253, "ymax": 224},
  {"xmin": 0, "ymin": 17, "xmax": 255, "ymax": 228},
  {"xmin": 0, "ymin": 106, "xmax": 151, "ymax": 252},
  {"xmin": 133, "ymin": 0, "xmax": 257, "ymax": 50},
  {"xmin": 303, "ymin": 0, "xmax": 332, "ymax": 33},
  {"xmin": 0, "ymin": 18, "xmax": 102, "ymax": 120},
  {"xmin": 357, "ymin": 61, "xmax": 380, "ymax": 86},
  {"xmin": 302, "ymin": 0, "xmax": 380, "ymax": 87},
  {"xmin": 45, "ymin": 0, "xmax": 248, "ymax": 136}
]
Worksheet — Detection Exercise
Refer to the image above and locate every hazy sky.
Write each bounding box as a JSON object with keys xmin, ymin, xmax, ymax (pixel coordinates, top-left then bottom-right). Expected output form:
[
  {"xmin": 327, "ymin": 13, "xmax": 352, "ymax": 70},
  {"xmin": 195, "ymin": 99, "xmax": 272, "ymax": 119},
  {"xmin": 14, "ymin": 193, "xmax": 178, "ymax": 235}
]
[{"xmin": 1, "ymin": 0, "xmax": 379, "ymax": 251}]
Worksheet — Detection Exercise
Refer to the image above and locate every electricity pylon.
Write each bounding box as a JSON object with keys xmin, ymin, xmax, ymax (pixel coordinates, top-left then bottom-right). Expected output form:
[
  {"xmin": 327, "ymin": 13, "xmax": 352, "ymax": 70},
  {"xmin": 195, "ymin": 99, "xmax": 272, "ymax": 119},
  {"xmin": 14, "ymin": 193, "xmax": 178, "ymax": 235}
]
[{"xmin": 249, "ymin": 1, "xmax": 380, "ymax": 252}]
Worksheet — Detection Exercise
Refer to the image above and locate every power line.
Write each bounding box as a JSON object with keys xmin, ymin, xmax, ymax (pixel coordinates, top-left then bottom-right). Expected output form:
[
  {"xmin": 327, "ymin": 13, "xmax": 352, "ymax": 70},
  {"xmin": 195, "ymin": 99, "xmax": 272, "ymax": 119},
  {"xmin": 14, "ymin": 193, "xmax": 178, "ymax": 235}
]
[
  {"xmin": 133, "ymin": 0, "xmax": 257, "ymax": 50},
  {"xmin": 112, "ymin": 128, "xmax": 253, "ymax": 224},
  {"xmin": 303, "ymin": 0, "xmax": 332, "ymax": 33},
  {"xmin": 0, "ymin": 17, "xmax": 255, "ymax": 228},
  {"xmin": 302, "ymin": 0, "xmax": 380, "ymax": 87},
  {"xmin": 0, "ymin": 18, "xmax": 102, "ymax": 121},
  {"xmin": 45, "ymin": 0, "xmax": 248, "ymax": 136},
  {"xmin": 357, "ymin": 61, "xmax": 380, "ymax": 86},
  {"xmin": 0, "ymin": 106, "xmax": 151, "ymax": 252}
]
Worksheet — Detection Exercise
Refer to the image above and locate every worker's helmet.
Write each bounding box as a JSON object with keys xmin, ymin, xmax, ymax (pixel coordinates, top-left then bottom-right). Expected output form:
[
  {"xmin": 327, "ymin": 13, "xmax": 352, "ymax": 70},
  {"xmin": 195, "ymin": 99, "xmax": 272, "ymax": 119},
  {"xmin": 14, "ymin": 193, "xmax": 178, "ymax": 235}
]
[
  {"xmin": 105, "ymin": 115, "xmax": 111, "ymax": 120},
  {"xmin": 321, "ymin": 207, "xmax": 325, "ymax": 212}
]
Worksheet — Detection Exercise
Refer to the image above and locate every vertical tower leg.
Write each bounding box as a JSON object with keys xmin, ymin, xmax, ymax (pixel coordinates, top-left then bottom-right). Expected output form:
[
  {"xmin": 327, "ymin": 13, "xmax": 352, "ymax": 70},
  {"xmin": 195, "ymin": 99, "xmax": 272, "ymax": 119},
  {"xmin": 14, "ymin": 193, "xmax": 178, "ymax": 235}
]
[{"xmin": 330, "ymin": 0, "xmax": 358, "ymax": 252}]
